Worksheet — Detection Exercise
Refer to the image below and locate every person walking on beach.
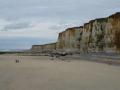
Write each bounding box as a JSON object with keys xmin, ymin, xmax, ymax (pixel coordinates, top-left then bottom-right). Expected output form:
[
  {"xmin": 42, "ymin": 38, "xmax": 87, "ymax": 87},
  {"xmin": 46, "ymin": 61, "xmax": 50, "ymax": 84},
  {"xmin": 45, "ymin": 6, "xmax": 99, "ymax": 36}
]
[
  {"xmin": 15, "ymin": 55, "xmax": 20, "ymax": 63},
  {"xmin": 15, "ymin": 59, "xmax": 19, "ymax": 63}
]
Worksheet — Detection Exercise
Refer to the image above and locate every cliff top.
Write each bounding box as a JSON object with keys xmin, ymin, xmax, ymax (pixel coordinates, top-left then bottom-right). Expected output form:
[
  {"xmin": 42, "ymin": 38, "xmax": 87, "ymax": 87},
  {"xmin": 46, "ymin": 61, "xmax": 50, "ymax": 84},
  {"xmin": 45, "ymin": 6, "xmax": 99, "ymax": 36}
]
[
  {"xmin": 109, "ymin": 12, "xmax": 120, "ymax": 18},
  {"xmin": 32, "ymin": 42, "xmax": 56, "ymax": 47},
  {"xmin": 59, "ymin": 26, "xmax": 83, "ymax": 34},
  {"xmin": 83, "ymin": 12, "xmax": 120, "ymax": 27}
]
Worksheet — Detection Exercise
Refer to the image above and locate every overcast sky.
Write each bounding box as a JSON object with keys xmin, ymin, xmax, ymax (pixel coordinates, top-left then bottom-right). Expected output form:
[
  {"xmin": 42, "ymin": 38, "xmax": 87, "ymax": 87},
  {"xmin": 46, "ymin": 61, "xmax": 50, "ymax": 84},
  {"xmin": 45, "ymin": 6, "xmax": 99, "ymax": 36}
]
[{"xmin": 0, "ymin": 0, "xmax": 120, "ymax": 50}]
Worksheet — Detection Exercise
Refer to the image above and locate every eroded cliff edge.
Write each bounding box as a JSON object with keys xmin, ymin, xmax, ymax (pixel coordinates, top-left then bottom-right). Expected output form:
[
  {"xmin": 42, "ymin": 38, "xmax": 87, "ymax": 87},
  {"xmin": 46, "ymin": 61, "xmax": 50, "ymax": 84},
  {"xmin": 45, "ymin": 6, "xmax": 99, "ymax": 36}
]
[{"xmin": 31, "ymin": 12, "xmax": 120, "ymax": 54}]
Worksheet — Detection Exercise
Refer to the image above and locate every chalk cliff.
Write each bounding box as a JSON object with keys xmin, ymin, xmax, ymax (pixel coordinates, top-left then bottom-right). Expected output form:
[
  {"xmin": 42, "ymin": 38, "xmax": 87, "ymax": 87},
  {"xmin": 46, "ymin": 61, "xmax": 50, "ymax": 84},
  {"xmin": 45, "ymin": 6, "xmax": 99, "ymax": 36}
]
[
  {"xmin": 79, "ymin": 12, "xmax": 120, "ymax": 53},
  {"xmin": 31, "ymin": 43, "xmax": 56, "ymax": 53},
  {"xmin": 56, "ymin": 26, "xmax": 83, "ymax": 52},
  {"xmin": 31, "ymin": 12, "xmax": 120, "ymax": 53}
]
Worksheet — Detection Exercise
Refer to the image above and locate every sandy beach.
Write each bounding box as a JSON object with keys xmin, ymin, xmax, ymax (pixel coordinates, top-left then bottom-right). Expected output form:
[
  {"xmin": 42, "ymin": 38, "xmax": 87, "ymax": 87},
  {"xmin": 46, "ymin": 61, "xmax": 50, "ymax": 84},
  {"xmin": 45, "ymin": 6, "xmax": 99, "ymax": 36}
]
[{"xmin": 0, "ymin": 54, "xmax": 120, "ymax": 90}]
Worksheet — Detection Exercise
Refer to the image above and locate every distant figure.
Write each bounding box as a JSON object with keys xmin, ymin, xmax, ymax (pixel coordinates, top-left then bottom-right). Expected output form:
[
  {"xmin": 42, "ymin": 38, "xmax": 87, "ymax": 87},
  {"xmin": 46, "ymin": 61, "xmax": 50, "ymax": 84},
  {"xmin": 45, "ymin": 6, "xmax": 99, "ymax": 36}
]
[{"xmin": 15, "ymin": 59, "xmax": 19, "ymax": 63}]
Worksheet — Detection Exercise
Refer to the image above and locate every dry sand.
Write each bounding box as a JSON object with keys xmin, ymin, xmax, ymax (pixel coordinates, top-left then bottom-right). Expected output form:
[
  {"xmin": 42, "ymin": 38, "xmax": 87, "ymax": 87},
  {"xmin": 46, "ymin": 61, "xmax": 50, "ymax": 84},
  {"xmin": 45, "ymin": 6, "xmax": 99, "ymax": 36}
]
[{"xmin": 0, "ymin": 54, "xmax": 120, "ymax": 90}]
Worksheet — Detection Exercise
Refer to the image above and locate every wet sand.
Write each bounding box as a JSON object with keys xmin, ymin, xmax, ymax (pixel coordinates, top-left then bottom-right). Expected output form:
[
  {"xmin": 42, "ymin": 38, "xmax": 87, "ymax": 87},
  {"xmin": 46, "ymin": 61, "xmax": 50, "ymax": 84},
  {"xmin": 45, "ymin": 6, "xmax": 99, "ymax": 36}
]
[{"xmin": 0, "ymin": 54, "xmax": 120, "ymax": 90}]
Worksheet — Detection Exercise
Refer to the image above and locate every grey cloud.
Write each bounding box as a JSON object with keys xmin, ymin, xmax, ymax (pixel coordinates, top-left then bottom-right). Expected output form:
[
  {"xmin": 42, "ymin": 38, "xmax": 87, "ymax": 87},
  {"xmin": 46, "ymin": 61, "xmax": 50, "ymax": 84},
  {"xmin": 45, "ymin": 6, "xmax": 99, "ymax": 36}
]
[{"xmin": 1, "ymin": 22, "xmax": 32, "ymax": 31}]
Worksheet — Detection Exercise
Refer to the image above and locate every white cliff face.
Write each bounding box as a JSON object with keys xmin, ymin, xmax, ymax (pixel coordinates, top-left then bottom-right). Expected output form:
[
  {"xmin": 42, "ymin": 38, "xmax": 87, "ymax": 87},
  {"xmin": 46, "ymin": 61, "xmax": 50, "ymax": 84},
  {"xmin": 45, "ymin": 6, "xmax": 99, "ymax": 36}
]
[
  {"xmin": 56, "ymin": 27, "xmax": 82, "ymax": 52},
  {"xmin": 78, "ymin": 13, "xmax": 120, "ymax": 53},
  {"xmin": 31, "ymin": 45, "xmax": 43, "ymax": 52},
  {"xmin": 31, "ymin": 43, "xmax": 56, "ymax": 53},
  {"xmin": 31, "ymin": 12, "xmax": 120, "ymax": 54},
  {"xmin": 90, "ymin": 20, "xmax": 107, "ymax": 52}
]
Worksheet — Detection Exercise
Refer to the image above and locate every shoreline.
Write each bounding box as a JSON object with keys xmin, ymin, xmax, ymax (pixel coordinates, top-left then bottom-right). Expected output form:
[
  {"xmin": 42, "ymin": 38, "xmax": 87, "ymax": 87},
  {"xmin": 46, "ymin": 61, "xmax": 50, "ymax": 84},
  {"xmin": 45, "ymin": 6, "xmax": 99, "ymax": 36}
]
[{"xmin": 1, "ymin": 53, "xmax": 120, "ymax": 66}]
